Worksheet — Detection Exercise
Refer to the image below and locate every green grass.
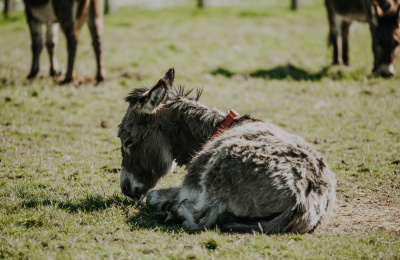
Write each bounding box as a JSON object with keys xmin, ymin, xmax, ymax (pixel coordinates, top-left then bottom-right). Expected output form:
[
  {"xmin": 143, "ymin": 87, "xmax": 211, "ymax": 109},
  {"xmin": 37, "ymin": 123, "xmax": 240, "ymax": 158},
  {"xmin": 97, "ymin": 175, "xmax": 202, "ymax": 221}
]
[{"xmin": 1, "ymin": 3, "xmax": 400, "ymax": 259}]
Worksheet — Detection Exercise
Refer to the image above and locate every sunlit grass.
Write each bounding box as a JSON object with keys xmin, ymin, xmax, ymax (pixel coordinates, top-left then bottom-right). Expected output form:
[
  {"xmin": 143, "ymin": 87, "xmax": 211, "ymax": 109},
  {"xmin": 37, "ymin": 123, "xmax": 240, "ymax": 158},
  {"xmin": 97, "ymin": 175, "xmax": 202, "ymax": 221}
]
[{"xmin": 0, "ymin": 3, "xmax": 400, "ymax": 259}]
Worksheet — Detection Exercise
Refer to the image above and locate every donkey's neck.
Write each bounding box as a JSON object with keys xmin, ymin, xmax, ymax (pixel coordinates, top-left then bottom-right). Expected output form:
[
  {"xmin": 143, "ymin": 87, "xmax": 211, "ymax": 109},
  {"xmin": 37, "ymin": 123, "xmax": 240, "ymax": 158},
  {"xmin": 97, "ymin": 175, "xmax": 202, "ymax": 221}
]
[{"xmin": 164, "ymin": 101, "xmax": 225, "ymax": 165}]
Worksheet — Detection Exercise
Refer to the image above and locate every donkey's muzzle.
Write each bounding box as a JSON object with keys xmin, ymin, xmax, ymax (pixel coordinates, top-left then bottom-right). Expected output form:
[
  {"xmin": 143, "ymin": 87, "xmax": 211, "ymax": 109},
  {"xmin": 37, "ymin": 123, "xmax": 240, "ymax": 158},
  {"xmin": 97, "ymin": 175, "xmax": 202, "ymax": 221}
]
[
  {"xmin": 121, "ymin": 182, "xmax": 145, "ymax": 200},
  {"xmin": 376, "ymin": 64, "xmax": 395, "ymax": 77}
]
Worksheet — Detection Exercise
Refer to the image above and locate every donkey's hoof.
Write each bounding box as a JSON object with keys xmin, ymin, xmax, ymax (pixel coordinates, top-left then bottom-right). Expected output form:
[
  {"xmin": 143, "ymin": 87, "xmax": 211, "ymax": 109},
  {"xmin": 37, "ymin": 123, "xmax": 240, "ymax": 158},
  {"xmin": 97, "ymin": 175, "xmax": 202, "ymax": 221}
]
[
  {"xmin": 96, "ymin": 75, "xmax": 105, "ymax": 83},
  {"xmin": 96, "ymin": 71, "xmax": 106, "ymax": 83},
  {"xmin": 160, "ymin": 201, "xmax": 175, "ymax": 212},
  {"xmin": 27, "ymin": 72, "xmax": 38, "ymax": 79},
  {"xmin": 50, "ymin": 70, "xmax": 61, "ymax": 77},
  {"xmin": 164, "ymin": 210, "xmax": 184, "ymax": 225},
  {"xmin": 56, "ymin": 76, "xmax": 73, "ymax": 85},
  {"xmin": 60, "ymin": 79, "xmax": 73, "ymax": 85},
  {"xmin": 149, "ymin": 211, "xmax": 168, "ymax": 222}
]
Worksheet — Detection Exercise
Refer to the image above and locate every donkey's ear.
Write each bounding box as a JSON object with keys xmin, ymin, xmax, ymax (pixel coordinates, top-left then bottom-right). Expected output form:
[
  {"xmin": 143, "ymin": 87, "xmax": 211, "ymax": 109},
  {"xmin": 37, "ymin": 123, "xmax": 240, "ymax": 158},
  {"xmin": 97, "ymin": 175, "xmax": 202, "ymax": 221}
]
[
  {"xmin": 142, "ymin": 79, "xmax": 167, "ymax": 114},
  {"xmin": 163, "ymin": 68, "xmax": 175, "ymax": 88},
  {"xmin": 397, "ymin": 6, "xmax": 400, "ymax": 24},
  {"xmin": 372, "ymin": 1, "xmax": 385, "ymax": 17},
  {"xmin": 370, "ymin": 1, "xmax": 379, "ymax": 26}
]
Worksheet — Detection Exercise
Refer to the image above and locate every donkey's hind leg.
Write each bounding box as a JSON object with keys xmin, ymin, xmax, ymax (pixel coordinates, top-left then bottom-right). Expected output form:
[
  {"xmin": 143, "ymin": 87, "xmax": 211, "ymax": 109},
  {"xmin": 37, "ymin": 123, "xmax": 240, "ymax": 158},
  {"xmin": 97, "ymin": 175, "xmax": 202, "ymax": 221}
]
[
  {"xmin": 87, "ymin": 0, "xmax": 105, "ymax": 82},
  {"xmin": 146, "ymin": 187, "xmax": 181, "ymax": 211},
  {"xmin": 172, "ymin": 198, "xmax": 228, "ymax": 229}
]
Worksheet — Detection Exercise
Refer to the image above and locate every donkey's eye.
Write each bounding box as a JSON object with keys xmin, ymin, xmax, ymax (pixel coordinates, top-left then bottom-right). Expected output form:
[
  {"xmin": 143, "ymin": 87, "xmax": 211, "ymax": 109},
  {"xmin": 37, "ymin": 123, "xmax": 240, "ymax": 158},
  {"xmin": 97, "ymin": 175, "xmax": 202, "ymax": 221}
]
[{"xmin": 125, "ymin": 140, "xmax": 134, "ymax": 148}]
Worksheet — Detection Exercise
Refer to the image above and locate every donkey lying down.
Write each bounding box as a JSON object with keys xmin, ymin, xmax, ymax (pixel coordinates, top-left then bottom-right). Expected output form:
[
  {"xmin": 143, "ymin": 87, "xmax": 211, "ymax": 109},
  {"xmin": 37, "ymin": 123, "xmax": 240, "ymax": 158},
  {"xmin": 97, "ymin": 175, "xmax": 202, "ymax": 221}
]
[{"xmin": 118, "ymin": 68, "xmax": 336, "ymax": 234}]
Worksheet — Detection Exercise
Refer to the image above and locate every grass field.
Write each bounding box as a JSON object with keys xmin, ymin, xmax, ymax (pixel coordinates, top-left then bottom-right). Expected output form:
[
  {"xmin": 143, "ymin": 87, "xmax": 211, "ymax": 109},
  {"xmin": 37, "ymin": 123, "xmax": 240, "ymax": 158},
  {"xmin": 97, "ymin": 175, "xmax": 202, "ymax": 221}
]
[{"xmin": 1, "ymin": 2, "xmax": 400, "ymax": 259}]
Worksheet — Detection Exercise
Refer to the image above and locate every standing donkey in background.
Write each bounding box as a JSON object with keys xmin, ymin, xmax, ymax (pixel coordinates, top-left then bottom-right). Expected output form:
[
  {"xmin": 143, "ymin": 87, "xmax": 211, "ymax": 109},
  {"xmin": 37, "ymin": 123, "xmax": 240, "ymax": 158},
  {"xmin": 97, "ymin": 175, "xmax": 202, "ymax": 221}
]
[
  {"xmin": 325, "ymin": 0, "xmax": 400, "ymax": 77},
  {"xmin": 118, "ymin": 68, "xmax": 336, "ymax": 234},
  {"xmin": 23, "ymin": 0, "xmax": 105, "ymax": 83}
]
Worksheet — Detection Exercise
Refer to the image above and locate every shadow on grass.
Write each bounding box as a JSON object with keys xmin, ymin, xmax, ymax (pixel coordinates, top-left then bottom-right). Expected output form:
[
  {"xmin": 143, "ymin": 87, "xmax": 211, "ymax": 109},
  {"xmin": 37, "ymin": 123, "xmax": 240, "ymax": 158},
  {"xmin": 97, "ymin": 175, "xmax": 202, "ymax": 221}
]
[
  {"xmin": 126, "ymin": 207, "xmax": 201, "ymax": 234},
  {"xmin": 21, "ymin": 193, "xmax": 139, "ymax": 213},
  {"xmin": 210, "ymin": 64, "xmax": 331, "ymax": 81},
  {"xmin": 20, "ymin": 193, "xmax": 199, "ymax": 233}
]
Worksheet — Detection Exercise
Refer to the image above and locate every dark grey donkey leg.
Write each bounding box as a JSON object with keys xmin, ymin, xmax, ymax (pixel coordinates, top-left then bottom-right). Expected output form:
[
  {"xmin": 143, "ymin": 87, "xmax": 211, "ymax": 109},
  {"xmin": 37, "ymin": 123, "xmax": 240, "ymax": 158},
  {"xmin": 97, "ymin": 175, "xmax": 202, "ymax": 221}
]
[
  {"xmin": 87, "ymin": 0, "xmax": 106, "ymax": 83},
  {"xmin": 331, "ymin": 22, "xmax": 342, "ymax": 65},
  {"xmin": 58, "ymin": 21, "xmax": 77, "ymax": 84},
  {"xmin": 341, "ymin": 21, "xmax": 352, "ymax": 66},
  {"xmin": 64, "ymin": 33, "xmax": 77, "ymax": 83},
  {"xmin": 325, "ymin": 0, "xmax": 342, "ymax": 65},
  {"xmin": 45, "ymin": 22, "xmax": 60, "ymax": 77},
  {"xmin": 27, "ymin": 19, "xmax": 43, "ymax": 79}
]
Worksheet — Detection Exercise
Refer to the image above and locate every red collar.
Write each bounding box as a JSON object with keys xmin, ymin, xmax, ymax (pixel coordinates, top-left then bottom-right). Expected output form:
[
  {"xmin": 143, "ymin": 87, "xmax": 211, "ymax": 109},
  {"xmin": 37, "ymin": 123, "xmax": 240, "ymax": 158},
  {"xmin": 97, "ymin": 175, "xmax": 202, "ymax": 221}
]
[{"xmin": 209, "ymin": 109, "xmax": 239, "ymax": 142}]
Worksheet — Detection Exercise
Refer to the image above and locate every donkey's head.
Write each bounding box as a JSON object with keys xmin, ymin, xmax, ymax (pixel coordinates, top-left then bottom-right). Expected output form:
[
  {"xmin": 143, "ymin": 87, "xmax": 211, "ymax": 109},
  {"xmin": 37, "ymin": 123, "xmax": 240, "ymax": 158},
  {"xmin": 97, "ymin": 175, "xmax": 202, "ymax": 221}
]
[
  {"xmin": 370, "ymin": 0, "xmax": 400, "ymax": 76},
  {"xmin": 117, "ymin": 68, "xmax": 176, "ymax": 199}
]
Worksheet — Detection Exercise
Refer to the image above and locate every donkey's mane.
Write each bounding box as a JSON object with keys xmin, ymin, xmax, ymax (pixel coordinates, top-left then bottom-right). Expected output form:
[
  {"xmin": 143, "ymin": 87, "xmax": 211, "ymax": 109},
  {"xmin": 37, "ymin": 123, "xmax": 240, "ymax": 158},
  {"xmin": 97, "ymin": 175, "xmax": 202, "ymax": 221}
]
[
  {"xmin": 172, "ymin": 84, "xmax": 203, "ymax": 102},
  {"xmin": 165, "ymin": 85, "xmax": 224, "ymax": 127},
  {"xmin": 124, "ymin": 84, "xmax": 203, "ymax": 105},
  {"xmin": 123, "ymin": 84, "xmax": 223, "ymax": 131}
]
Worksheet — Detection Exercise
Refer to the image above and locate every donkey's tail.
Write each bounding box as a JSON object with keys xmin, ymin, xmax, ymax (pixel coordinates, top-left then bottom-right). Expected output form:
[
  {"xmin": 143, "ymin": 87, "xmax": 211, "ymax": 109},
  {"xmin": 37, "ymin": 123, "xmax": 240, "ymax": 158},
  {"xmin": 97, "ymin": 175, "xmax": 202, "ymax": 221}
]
[{"xmin": 72, "ymin": 0, "xmax": 92, "ymax": 38}]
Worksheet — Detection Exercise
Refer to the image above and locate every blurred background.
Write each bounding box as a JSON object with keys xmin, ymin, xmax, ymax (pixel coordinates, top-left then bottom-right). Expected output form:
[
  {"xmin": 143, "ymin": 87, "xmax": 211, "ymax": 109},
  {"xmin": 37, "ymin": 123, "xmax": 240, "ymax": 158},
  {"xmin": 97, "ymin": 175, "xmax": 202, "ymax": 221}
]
[{"xmin": 1, "ymin": 0, "xmax": 322, "ymax": 12}]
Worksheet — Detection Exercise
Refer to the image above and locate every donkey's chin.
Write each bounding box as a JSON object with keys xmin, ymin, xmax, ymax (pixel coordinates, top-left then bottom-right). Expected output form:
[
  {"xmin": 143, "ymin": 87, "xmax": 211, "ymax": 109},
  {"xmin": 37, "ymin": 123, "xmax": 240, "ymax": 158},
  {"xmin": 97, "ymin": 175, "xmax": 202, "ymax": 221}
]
[
  {"xmin": 120, "ymin": 167, "xmax": 147, "ymax": 200},
  {"xmin": 121, "ymin": 186, "xmax": 146, "ymax": 200}
]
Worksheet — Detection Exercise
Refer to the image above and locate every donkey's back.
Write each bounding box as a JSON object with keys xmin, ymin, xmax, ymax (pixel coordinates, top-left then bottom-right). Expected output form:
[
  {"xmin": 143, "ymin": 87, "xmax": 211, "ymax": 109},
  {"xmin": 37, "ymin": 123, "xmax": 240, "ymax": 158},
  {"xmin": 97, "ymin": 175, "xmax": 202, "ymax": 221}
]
[{"xmin": 177, "ymin": 120, "xmax": 336, "ymax": 233}]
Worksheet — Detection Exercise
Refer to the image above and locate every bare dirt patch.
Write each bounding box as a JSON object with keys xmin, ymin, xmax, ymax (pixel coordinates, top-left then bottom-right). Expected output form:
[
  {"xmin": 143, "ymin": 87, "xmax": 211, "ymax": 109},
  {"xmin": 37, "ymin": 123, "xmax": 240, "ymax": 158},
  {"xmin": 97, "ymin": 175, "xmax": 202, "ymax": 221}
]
[{"xmin": 330, "ymin": 192, "xmax": 400, "ymax": 232}]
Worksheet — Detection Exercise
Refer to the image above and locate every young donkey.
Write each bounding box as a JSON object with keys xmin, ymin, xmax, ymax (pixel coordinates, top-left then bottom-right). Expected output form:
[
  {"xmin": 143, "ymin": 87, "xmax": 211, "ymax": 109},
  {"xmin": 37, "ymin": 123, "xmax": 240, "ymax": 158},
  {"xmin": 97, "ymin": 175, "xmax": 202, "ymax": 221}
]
[
  {"xmin": 23, "ymin": 0, "xmax": 105, "ymax": 83},
  {"xmin": 118, "ymin": 69, "xmax": 336, "ymax": 234}
]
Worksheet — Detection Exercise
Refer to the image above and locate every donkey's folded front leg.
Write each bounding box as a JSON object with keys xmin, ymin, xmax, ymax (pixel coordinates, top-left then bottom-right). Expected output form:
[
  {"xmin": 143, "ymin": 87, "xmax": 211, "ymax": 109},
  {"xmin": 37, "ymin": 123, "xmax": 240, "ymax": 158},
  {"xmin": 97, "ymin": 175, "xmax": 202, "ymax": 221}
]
[
  {"xmin": 146, "ymin": 187, "xmax": 181, "ymax": 211},
  {"xmin": 175, "ymin": 199, "xmax": 200, "ymax": 227}
]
